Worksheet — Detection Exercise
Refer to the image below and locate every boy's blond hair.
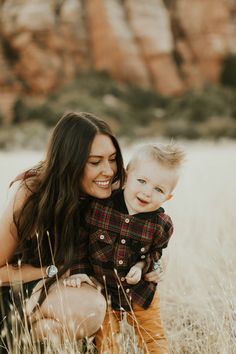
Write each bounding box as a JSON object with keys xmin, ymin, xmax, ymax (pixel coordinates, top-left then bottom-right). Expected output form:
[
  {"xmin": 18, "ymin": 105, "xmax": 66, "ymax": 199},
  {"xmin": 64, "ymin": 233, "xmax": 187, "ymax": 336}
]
[{"xmin": 128, "ymin": 142, "xmax": 185, "ymax": 171}]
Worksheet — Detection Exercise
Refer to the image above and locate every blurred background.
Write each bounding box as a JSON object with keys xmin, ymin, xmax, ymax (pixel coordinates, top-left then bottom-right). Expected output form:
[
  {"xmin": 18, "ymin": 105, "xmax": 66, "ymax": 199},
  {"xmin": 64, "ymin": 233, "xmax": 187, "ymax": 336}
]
[{"xmin": 1, "ymin": 0, "xmax": 236, "ymax": 148}]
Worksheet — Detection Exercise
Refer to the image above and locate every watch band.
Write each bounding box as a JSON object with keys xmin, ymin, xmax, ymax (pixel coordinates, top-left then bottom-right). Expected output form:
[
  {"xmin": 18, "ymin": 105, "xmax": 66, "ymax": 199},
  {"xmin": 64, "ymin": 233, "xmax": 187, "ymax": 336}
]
[{"xmin": 46, "ymin": 265, "xmax": 58, "ymax": 278}]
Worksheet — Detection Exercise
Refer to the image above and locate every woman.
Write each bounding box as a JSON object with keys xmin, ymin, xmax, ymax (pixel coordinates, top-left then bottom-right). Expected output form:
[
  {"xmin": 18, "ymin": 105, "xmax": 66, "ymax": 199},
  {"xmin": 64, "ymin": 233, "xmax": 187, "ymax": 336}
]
[{"xmin": 0, "ymin": 112, "xmax": 161, "ymax": 346}]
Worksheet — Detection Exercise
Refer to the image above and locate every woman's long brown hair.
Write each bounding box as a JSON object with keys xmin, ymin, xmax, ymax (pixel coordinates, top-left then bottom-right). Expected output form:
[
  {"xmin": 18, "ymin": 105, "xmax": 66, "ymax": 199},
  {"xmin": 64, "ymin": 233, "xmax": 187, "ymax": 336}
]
[{"xmin": 13, "ymin": 112, "xmax": 125, "ymax": 306}]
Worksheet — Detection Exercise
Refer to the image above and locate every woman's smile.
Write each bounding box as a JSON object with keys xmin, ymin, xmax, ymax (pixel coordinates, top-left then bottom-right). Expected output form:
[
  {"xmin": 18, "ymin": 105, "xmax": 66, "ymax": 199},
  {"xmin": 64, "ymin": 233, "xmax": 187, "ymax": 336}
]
[{"xmin": 94, "ymin": 179, "xmax": 111, "ymax": 188}]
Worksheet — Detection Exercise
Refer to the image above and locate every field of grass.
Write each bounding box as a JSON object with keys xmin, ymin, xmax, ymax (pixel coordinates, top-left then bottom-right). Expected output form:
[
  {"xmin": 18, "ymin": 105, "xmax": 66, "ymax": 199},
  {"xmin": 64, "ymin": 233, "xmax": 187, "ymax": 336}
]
[
  {"xmin": 158, "ymin": 141, "xmax": 236, "ymax": 354},
  {"xmin": 0, "ymin": 140, "xmax": 235, "ymax": 353}
]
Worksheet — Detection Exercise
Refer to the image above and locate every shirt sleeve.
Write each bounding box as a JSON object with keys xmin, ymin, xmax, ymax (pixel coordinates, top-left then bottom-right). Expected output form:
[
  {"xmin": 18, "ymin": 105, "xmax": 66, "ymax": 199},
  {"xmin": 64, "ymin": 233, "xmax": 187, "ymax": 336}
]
[
  {"xmin": 143, "ymin": 213, "xmax": 173, "ymax": 274},
  {"xmin": 70, "ymin": 226, "xmax": 93, "ymax": 275},
  {"xmin": 70, "ymin": 205, "xmax": 93, "ymax": 276}
]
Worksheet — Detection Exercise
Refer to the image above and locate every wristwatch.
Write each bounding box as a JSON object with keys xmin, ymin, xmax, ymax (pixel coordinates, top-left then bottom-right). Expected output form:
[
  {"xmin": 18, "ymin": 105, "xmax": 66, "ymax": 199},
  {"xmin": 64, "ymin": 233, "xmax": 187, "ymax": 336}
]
[
  {"xmin": 46, "ymin": 265, "xmax": 58, "ymax": 278},
  {"xmin": 153, "ymin": 260, "xmax": 162, "ymax": 271}
]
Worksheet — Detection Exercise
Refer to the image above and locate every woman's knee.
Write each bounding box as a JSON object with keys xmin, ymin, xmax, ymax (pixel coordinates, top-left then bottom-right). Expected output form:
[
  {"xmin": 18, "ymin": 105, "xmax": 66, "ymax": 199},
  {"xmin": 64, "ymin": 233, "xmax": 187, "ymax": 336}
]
[
  {"xmin": 90, "ymin": 290, "xmax": 107, "ymax": 319},
  {"xmin": 80, "ymin": 290, "xmax": 106, "ymax": 336},
  {"xmin": 34, "ymin": 283, "xmax": 107, "ymax": 338},
  {"xmin": 67, "ymin": 284, "xmax": 107, "ymax": 337}
]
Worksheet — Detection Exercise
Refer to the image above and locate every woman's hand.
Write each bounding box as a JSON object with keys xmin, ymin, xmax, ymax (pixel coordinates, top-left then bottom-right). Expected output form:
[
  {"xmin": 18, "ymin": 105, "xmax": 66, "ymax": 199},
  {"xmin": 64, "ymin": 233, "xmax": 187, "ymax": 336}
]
[
  {"xmin": 144, "ymin": 255, "xmax": 168, "ymax": 283},
  {"xmin": 63, "ymin": 274, "xmax": 95, "ymax": 288}
]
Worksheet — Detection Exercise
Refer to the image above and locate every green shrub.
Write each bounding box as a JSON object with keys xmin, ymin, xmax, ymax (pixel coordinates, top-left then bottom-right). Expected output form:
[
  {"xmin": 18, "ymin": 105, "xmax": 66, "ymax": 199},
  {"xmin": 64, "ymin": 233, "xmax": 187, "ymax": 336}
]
[
  {"xmin": 13, "ymin": 98, "xmax": 31, "ymax": 123},
  {"xmin": 0, "ymin": 110, "xmax": 3, "ymax": 125},
  {"xmin": 221, "ymin": 55, "xmax": 236, "ymax": 88},
  {"xmin": 13, "ymin": 98, "xmax": 60, "ymax": 126},
  {"xmin": 6, "ymin": 73, "xmax": 236, "ymax": 143},
  {"xmin": 166, "ymin": 86, "xmax": 235, "ymax": 123},
  {"xmin": 123, "ymin": 86, "xmax": 168, "ymax": 109}
]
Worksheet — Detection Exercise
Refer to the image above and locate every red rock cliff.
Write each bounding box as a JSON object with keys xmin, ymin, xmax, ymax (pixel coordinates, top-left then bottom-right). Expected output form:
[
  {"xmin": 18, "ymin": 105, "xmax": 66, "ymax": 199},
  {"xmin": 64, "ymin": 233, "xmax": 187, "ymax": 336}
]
[{"xmin": 0, "ymin": 0, "xmax": 235, "ymax": 102}]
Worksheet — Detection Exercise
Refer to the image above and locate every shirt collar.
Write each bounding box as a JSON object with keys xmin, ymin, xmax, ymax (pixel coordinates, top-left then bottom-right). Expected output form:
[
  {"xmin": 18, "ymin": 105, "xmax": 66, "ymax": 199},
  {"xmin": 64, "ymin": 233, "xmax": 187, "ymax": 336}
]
[{"xmin": 111, "ymin": 189, "xmax": 164, "ymax": 219}]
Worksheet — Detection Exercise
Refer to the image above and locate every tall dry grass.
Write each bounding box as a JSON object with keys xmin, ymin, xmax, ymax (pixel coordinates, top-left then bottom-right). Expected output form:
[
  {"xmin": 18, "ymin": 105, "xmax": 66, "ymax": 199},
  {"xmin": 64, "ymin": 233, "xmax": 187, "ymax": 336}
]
[
  {"xmin": 157, "ymin": 141, "xmax": 236, "ymax": 354},
  {"xmin": 0, "ymin": 141, "xmax": 236, "ymax": 353}
]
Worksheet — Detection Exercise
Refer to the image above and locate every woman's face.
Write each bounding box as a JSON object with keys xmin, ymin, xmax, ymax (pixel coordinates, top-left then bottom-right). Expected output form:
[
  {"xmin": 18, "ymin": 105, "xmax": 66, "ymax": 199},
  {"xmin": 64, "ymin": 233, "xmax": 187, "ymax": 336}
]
[{"xmin": 81, "ymin": 134, "xmax": 117, "ymax": 198}]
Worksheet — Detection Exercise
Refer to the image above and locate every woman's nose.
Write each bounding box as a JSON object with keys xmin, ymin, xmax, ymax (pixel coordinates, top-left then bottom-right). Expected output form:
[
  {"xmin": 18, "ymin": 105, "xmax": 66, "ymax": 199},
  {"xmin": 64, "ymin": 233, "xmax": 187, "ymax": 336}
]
[{"xmin": 102, "ymin": 161, "xmax": 114, "ymax": 176}]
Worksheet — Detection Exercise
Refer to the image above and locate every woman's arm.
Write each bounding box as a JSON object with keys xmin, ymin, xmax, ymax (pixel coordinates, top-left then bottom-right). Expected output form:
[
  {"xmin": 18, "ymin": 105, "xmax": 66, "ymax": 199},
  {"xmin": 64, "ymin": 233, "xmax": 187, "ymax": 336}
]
[
  {"xmin": 0, "ymin": 182, "xmax": 46, "ymax": 285},
  {"xmin": 0, "ymin": 264, "xmax": 46, "ymax": 286}
]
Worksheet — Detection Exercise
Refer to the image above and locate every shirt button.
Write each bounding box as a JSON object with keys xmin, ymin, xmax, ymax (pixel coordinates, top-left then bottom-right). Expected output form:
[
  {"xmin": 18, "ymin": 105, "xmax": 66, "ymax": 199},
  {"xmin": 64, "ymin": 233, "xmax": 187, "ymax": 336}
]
[
  {"xmin": 118, "ymin": 260, "xmax": 123, "ymax": 265},
  {"xmin": 121, "ymin": 277, "xmax": 125, "ymax": 282},
  {"xmin": 100, "ymin": 234, "xmax": 105, "ymax": 240},
  {"xmin": 141, "ymin": 247, "xmax": 145, "ymax": 252},
  {"xmin": 124, "ymin": 218, "xmax": 130, "ymax": 224},
  {"xmin": 141, "ymin": 255, "xmax": 146, "ymax": 259},
  {"xmin": 126, "ymin": 288, "xmax": 130, "ymax": 293},
  {"xmin": 121, "ymin": 239, "xmax": 126, "ymax": 244}
]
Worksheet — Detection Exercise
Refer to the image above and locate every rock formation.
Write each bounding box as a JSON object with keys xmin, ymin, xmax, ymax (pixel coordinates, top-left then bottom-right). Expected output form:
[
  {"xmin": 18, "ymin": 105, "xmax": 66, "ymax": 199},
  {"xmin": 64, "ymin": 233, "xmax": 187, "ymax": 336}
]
[{"xmin": 0, "ymin": 0, "xmax": 235, "ymax": 122}]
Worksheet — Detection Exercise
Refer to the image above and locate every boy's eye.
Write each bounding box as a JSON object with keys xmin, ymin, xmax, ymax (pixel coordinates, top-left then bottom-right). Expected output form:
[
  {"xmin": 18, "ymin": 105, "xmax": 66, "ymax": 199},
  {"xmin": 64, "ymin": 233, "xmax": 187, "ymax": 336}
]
[
  {"xmin": 155, "ymin": 187, "xmax": 163, "ymax": 193},
  {"xmin": 137, "ymin": 179, "xmax": 146, "ymax": 184}
]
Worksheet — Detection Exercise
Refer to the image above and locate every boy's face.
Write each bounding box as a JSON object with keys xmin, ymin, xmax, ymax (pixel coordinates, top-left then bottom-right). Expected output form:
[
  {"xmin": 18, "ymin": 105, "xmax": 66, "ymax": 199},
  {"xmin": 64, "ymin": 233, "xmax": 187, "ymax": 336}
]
[{"xmin": 124, "ymin": 159, "xmax": 176, "ymax": 215}]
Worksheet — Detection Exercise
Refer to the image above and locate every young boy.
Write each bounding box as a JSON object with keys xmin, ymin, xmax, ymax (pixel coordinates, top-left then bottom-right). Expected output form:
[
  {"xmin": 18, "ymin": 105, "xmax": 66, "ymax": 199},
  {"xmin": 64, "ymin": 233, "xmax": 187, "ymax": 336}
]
[{"xmin": 67, "ymin": 142, "xmax": 185, "ymax": 353}]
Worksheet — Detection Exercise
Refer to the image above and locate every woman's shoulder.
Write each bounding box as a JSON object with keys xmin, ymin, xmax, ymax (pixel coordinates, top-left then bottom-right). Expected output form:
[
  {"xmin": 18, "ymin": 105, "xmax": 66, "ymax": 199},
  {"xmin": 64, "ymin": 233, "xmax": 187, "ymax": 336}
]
[
  {"xmin": 9, "ymin": 169, "xmax": 40, "ymax": 212},
  {"xmin": 10, "ymin": 169, "xmax": 38, "ymax": 188},
  {"xmin": 8, "ymin": 182, "xmax": 31, "ymax": 214}
]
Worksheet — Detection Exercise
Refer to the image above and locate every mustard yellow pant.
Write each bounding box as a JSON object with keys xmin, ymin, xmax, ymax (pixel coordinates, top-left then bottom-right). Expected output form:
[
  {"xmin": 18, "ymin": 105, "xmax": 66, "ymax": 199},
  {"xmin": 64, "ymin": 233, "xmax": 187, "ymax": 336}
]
[{"xmin": 96, "ymin": 292, "xmax": 169, "ymax": 354}]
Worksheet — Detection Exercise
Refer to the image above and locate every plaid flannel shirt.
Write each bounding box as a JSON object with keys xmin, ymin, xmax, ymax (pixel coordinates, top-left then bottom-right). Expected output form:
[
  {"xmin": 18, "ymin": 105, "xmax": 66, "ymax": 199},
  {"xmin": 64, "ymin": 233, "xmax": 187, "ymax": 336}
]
[{"xmin": 72, "ymin": 190, "xmax": 173, "ymax": 311}]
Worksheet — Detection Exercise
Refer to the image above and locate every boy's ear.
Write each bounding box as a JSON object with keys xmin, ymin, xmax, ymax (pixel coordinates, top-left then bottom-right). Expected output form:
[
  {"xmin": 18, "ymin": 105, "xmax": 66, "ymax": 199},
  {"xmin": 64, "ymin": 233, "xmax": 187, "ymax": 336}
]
[{"xmin": 165, "ymin": 194, "xmax": 173, "ymax": 201}]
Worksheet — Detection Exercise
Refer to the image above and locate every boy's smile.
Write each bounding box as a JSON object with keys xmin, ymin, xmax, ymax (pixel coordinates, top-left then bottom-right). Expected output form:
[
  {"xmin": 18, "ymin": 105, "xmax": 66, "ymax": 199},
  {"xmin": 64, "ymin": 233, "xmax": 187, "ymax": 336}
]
[{"xmin": 136, "ymin": 196, "xmax": 149, "ymax": 206}]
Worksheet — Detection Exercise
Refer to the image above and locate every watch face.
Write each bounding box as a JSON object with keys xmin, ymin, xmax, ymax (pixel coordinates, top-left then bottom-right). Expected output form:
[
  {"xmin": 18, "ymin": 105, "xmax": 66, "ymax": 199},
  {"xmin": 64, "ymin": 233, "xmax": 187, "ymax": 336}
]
[{"xmin": 47, "ymin": 265, "xmax": 58, "ymax": 277}]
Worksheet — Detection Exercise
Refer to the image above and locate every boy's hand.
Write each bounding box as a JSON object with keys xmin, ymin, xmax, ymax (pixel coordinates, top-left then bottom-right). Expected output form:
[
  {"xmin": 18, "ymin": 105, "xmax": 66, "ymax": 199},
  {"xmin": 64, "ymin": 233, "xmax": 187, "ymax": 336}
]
[
  {"xmin": 144, "ymin": 255, "xmax": 168, "ymax": 283},
  {"xmin": 125, "ymin": 265, "xmax": 142, "ymax": 285},
  {"xmin": 63, "ymin": 274, "xmax": 95, "ymax": 288}
]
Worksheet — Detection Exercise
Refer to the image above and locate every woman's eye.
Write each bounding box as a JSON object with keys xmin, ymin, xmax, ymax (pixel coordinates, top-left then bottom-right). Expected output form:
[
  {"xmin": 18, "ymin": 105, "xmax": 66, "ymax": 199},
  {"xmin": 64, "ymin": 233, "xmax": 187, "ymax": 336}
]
[
  {"xmin": 137, "ymin": 179, "xmax": 146, "ymax": 184},
  {"xmin": 109, "ymin": 158, "xmax": 116, "ymax": 163},
  {"xmin": 89, "ymin": 161, "xmax": 100, "ymax": 166}
]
